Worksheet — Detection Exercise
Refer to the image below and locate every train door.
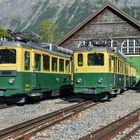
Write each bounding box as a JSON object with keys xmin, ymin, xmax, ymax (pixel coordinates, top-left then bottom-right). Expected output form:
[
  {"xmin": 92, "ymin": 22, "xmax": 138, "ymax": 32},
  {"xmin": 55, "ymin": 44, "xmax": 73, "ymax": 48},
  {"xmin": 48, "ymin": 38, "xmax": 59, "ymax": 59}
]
[
  {"xmin": 24, "ymin": 50, "xmax": 32, "ymax": 93},
  {"xmin": 109, "ymin": 55, "xmax": 115, "ymax": 89},
  {"xmin": 112, "ymin": 56, "xmax": 117, "ymax": 87},
  {"xmin": 124, "ymin": 64, "xmax": 126, "ymax": 88},
  {"xmin": 112, "ymin": 56, "xmax": 115, "ymax": 87},
  {"xmin": 32, "ymin": 53, "xmax": 42, "ymax": 90},
  {"xmin": 74, "ymin": 53, "xmax": 85, "ymax": 88}
]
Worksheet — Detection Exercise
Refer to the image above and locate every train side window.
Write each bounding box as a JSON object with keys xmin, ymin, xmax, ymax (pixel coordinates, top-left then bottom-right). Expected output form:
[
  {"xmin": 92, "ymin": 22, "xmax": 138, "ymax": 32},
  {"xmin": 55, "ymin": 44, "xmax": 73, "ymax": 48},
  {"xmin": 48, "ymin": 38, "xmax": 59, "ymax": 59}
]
[
  {"xmin": 118, "ymin": 60, "xmax": 120, "ymax": 73},
  {"xmin": 52, "ymin": 57, "xmax": 57, "ymax": 71},
  {"xmin": 120, "ymin": 61, "xmax": 122, "ymax": 73},
  {"xmin": 24, "ymin": 51, "xmax": 30, "ymax": 70},
  {"xmin": 120, "ymin": 61, "xmax": 121, "ymax": 73},
  {"xmin": 119, "ymin": 61, "xmax": 121, "ymax": 73},
  {"xmin": 66, "ymin": 60, "xmax": 70, "ymax": 73},
  {"xmin": 78, "ymin": 54, "xmax": 83, "ymax": 66},
  {"xmin": 126, "ymin": 65, "xmax": 128, "ymax": 75},
  {"xmin": 88, "ymin": 53, "xmax": 104, "ymax": 66},
  {"xmin": 124, "ymin": 65, "xmax": 126, "ymax": 74},
  {"xmin": 116, "ymin": 58, "xmax": 118, "ymax": 73},
  {"xmin": 35, "ymin": 54, "xmax": 41, "ymax": 71},
  {"xmin": 59, "ymin": 59, "xmax": 64, "ymax": 72},
  {"xmin": 122, "ymin": 63, "xmax": 124, "ymax": 74},
  {"xmin": 109, "ymin": 57, "xmax": 111, "ymax": 72},
  {"xmin": 114, "ymin": 57, "xmax": 117, "ymax": 73},
  {"xmin": 43, "ymin": 54, "xmax": 50, "ymax": 71},
  {"xmin": 121, "ymin": 62, "xmax": 123, "ymax": 73}
]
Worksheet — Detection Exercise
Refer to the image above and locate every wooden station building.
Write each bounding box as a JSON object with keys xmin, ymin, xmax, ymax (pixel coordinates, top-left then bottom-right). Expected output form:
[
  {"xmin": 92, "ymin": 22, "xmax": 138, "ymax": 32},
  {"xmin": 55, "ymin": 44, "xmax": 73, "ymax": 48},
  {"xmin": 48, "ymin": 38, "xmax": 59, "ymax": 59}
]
[{"xmin": 57, "ymin": 3, "xmax": 140, "ymax": 87}]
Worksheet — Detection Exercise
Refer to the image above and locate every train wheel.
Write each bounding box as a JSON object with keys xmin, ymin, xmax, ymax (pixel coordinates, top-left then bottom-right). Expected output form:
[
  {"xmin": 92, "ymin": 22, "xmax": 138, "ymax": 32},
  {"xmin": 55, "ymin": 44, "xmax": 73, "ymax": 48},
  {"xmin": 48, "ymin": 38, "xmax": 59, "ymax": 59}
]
[
  {"xmin": 116, "ymin": 89, "xmax": 121, "ymax": 94},
  {"xmin": 100, "ymin": 93, "xmax": 110, "ymax": 102},
  {"xmin": 106, "ymin": 93, "xmax": 110, "ymax": 101},
  {"xmin": 51, "ymin": 90, "xmax": 60, "ymax": 97}
]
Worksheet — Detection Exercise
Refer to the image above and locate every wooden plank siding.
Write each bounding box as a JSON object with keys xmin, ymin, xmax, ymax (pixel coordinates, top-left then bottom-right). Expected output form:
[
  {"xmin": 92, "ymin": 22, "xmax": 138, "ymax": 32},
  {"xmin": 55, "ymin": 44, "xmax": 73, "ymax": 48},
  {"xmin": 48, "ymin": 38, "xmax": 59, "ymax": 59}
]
[{"xmin": 57, "ymin": 3, "xmax": 140, "ymax": 50}]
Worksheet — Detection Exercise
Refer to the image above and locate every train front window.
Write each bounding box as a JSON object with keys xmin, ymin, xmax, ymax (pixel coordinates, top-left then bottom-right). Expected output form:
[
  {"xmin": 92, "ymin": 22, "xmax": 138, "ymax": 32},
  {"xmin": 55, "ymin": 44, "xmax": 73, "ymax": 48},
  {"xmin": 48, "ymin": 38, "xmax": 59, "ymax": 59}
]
[
  {"xmin": 88, "ymin": 53, "xmax": 104, "ymax": 66},
  {"xmin": 0, "ymin": 49, "xmax": 16, "ymax": 64}
]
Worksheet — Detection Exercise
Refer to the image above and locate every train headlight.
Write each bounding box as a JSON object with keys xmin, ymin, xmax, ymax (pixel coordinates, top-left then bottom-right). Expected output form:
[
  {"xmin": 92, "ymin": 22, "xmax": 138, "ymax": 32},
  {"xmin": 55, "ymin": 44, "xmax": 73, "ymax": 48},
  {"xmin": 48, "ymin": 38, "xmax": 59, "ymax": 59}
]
[
  {"xmin": 97, "ymin": 78, "xmax": 103, "ymax": 84},
  {"xmin": 76, "ymin": 78, "xmax": 82, "ymax": 84},
  {"xmin": 8, "ymin": 78, "xmax": 15, "ymax": 84}
]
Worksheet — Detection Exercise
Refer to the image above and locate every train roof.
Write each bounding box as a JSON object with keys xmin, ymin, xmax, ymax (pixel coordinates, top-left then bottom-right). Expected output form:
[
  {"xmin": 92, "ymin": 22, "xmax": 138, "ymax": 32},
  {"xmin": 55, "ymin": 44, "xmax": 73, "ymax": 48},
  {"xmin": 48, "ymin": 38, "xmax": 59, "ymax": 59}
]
[
  {"xmin": 0, "ymin": 40, "xmax": 73, "ymax": 59},
  {"xmin": 74, "ymin": 46, "xmax": 127, "ymax": 61}
]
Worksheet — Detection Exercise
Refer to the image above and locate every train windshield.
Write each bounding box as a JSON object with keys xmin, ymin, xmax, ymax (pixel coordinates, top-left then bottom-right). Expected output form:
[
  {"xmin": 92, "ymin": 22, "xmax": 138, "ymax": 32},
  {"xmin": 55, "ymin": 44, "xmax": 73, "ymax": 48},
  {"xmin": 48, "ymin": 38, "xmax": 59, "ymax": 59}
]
[
  {"xmin": 88, "ymin": 53, "xmax": 104, "ymax": 66},
  {"xmin": 0, "ymin": 49, "xmax": 16, "ymax": 64}
]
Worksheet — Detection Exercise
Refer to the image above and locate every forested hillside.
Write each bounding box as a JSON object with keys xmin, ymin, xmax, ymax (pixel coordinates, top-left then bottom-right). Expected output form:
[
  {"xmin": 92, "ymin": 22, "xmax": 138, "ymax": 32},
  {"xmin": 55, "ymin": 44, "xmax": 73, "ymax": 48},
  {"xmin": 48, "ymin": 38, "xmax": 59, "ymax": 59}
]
[{"xmin": 0, "ymin": 0, "xmax": 139, "ymax": 42}]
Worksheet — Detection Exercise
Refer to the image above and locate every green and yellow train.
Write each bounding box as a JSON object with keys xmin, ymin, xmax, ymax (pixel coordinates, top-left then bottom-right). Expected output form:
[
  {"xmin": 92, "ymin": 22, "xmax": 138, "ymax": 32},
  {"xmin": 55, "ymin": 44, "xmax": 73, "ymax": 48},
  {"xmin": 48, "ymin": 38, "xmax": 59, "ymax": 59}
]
[
  {"xmin": 73, "ymin": 42, "xmax": 137, "ymax": 100},
  {"xmin": 0, "ymin": 31, "xmax": 138, "ymax": 103},
  {"xmin": 126, "ymin": 55, "xmax": 140, "ymax": 89},
  {"xmin": 0, "ymin": 33, "xmax": 72, "ymax": 103}
]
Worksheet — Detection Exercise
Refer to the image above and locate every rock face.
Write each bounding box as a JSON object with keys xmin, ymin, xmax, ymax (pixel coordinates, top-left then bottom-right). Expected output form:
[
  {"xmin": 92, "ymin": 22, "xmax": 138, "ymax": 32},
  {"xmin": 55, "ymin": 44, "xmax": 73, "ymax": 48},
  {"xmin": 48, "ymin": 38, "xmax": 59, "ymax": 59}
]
[{"xmin": 0, "ymin": 0, "xmax": 139, "ymax": 34}]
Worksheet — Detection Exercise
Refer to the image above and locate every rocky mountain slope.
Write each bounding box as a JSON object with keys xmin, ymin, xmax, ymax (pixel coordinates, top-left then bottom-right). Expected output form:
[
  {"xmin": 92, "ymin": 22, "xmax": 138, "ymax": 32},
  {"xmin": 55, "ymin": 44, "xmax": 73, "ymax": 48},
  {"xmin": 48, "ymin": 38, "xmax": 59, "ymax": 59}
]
[{"xmin": 0, "ymin": 0, "xmax": 139, "ymax": 35}]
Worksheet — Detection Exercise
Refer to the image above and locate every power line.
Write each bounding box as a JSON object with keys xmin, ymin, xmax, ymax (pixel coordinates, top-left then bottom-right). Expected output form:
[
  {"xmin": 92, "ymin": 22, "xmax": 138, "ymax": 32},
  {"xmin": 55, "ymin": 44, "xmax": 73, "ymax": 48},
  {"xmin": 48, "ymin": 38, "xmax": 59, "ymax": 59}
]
[{"xmin": 57, "ymin": 0, "xmax": 69, "ymax": 9}]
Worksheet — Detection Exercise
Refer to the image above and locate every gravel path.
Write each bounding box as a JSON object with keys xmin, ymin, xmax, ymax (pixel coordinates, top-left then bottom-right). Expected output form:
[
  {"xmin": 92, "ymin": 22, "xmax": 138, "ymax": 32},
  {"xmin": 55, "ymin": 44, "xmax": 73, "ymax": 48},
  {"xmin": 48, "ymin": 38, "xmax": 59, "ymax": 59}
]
[
  {"xmin": 31, "ymin": 90, "xmax": 140, "ymax": 140},
  {"xmin": 0, "ymin": 97, "xmax": 78, "ymax": 130}
]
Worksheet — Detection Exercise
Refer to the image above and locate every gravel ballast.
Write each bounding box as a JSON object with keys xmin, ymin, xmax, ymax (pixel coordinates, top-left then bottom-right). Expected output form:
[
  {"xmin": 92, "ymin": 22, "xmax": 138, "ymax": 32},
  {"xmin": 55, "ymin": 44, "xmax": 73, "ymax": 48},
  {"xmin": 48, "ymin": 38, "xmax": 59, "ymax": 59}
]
[
  {"xmin": 31, "ymin": 90, "xmax": 140, "ymax": 140},
  {"xmin": 0, "ymin": 97, "xmax": 78, "ymax": 130}
]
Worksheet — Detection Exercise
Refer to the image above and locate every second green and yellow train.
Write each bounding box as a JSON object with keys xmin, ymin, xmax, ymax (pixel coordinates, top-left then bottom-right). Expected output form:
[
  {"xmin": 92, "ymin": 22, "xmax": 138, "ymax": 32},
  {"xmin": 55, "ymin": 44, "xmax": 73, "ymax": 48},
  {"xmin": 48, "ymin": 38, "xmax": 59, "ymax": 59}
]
[{"xmin": 73, "ymin": 41, "xmax": 137, "ymax": 100}]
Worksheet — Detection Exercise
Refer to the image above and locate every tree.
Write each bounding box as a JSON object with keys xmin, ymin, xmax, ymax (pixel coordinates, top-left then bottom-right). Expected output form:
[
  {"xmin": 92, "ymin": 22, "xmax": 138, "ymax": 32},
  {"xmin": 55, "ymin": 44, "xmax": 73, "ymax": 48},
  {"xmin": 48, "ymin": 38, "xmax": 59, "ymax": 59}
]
[
  {"xmin": 39, "ymin": 19, "xmax": 57, "ymax": 42},
  {"xmin": 0, "ymin": 28, "xmax": 8, "ymax": 38},
  {"xmin": 54, "ymin": 31, "xmax": 64, "ymax": 42},
  {"xmin": 39, "ymin": 19, "xmax": 64, "ymax": 43}
]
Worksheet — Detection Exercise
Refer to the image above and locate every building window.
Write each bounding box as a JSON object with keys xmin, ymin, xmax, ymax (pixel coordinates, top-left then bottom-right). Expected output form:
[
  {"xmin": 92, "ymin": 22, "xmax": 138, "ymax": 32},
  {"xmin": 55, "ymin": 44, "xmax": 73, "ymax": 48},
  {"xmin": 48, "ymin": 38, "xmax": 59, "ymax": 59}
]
[
  {"xmin": 129, "ymin": 39, "xmax": 134, "ymax": 47},
  {"xmin": 135, "ymin": 40, "xmax": 140, "ymax": 46},
  {"xmin": 129, "ymin": 48, "xmax": 134, "ymax": 53},
  {"xmin": 122, "ymin": 48, "xmax": 127, "ymax": 53},
  {"xmin": 123, "ymin": 41, "xmax": 127, "ymax": 47},
  {"xmin": 135, "ymin": 48, "xmax": 140, "ymax": 53},
  {"xmin": 121, "ymin": 39, "xmax": 140, "ymax": 54}
]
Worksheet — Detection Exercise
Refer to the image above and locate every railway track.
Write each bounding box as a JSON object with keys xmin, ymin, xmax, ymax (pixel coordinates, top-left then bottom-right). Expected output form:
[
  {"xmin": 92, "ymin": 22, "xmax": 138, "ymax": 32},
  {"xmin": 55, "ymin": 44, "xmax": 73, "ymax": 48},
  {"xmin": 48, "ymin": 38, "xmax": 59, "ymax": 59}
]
[
  {"xmin": 78, "ymin": 107, "xmax": 140, "ymax": 140},
  {"xmin": 0, "ymin": 104, "xmax": 15, "ymax": 110},
  {"xmin": 120, "ymin": 122, "xmax": 140, "ymax": 140},
  {"xmin": 0, "ymin": 100, "xmax": 97, "ymax": 140}
]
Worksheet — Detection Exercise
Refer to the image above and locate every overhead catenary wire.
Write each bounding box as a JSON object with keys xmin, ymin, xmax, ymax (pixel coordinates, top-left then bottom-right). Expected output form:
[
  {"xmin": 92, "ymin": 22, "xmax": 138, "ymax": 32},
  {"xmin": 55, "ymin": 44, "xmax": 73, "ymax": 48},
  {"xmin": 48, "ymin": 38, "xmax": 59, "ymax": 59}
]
[{"xmin": 56, "ymin": 0, "xmax": 69, "ymax": 10}]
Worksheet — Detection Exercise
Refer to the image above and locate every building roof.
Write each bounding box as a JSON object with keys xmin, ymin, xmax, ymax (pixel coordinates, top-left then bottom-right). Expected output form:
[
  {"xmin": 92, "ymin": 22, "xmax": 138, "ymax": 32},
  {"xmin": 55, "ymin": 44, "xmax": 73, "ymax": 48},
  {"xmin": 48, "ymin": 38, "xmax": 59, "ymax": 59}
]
[{"xmin": 57, "ymin": 3, "xmax": 140, "ymax": 46}]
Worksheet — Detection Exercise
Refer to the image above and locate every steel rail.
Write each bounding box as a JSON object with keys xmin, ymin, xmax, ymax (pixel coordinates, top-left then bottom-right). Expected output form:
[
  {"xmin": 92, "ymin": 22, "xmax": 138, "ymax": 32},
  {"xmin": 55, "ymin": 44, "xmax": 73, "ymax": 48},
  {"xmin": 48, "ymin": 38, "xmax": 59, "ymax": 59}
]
[
  {"xmin": 78, "ymin": 108, "xmax": 140, "ymax": 140},
  {"xmin": 0, "ymin": 101, "xmax": 97, "ymax": 140},
  {"xmin": 0, "ymin": 104, "xmax": 15, "ymax": 110},
  {"xmin": 120, "ymin": 125, "xmax": 140, "ymax": 140}
]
